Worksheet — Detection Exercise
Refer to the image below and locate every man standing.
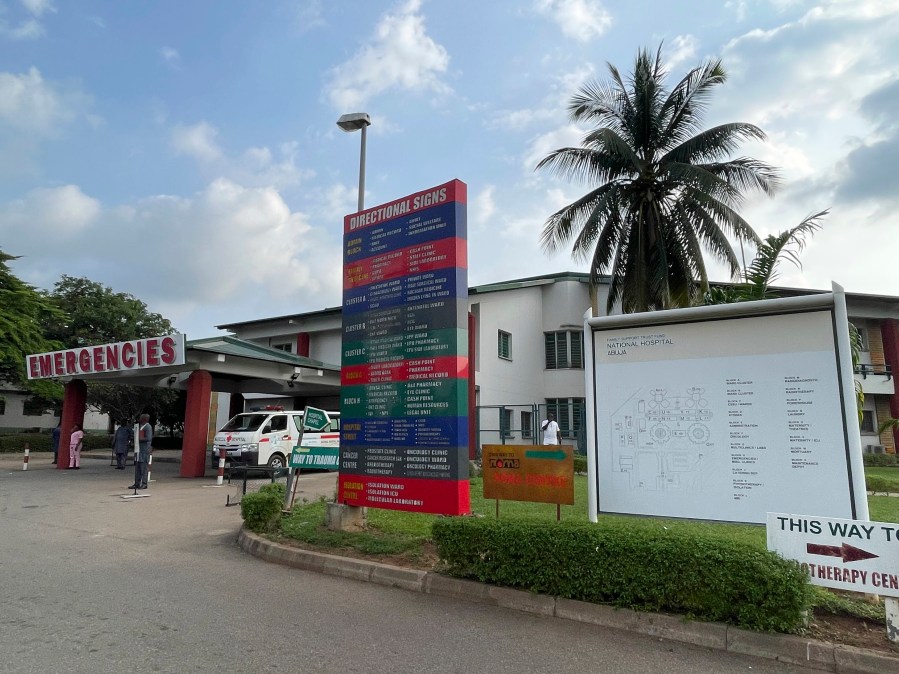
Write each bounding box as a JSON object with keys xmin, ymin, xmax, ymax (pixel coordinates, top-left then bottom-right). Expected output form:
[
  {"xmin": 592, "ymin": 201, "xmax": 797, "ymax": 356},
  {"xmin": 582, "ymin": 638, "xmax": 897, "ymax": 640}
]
[
  {"xmin": 541, "ymin": 411, "xmax": 561, "ymax": 445},
  {"xmin": 112, "ymin": 421, "xmax": 132, "ymax": 470},
  {"xmin": 129, "ymin": 414, "xmax": 152, "ymax": 489}
]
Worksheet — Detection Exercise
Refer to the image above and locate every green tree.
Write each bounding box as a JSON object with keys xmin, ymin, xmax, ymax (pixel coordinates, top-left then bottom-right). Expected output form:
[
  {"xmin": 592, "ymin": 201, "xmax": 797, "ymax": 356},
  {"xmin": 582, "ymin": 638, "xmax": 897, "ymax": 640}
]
[
  {"xmin": 702, "ymin": 210, "xmax": 828, "ymax": 304},
  {"xmin": 45, "ymin": 276, "xmax": 181, "ymax": 427},
  {"xmin": 46, "ymin": 275, "xmax": 174, "ymax": 347},
  {"xmin": 537, "ymin": 46, "xmax": 779, "ymax": 314},
  {"xmin": 0, "ymin": 251, "xmax": 64, "ymax": 403}
]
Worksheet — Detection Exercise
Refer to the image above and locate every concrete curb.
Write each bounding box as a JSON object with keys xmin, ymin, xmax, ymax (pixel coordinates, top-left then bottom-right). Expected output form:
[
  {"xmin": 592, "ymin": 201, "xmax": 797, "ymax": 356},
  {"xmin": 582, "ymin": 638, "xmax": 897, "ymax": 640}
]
[{"xmin": 237, "ymin": 528, "xmax": 899, "ymax": 674}]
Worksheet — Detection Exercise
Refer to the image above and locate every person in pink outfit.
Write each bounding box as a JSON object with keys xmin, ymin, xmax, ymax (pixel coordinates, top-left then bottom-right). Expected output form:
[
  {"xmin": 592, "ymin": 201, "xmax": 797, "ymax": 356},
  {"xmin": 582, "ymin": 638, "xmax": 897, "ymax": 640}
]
[{"xmin": 68, "ymin": 424, "xmax": 84, "ymax": 469}]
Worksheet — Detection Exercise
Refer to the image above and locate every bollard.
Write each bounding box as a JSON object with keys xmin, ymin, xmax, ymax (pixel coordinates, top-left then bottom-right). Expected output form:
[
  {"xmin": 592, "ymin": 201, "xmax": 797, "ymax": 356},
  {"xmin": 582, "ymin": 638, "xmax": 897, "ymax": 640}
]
[
  {"xmin": 888, "ymin": 598, "xmax": 899, "ymax": 643},
  {"xmin": 216, "ymin": 450, "xmax": 226, "ymax": 486},
  {"xmin": 146, "ymin": 452, "xmax": 153, "ymax": 486},
  {"xmin": 23, "ymin": 443, "xmax": 30, "ymax": 471}
]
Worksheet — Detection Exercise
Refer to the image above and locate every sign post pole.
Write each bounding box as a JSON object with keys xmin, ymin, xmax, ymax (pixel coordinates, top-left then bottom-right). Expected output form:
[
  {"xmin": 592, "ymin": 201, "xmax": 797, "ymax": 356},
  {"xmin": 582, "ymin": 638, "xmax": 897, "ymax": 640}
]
[{"xmin": 887, "ymin": 598, "xmax": 899, "ymax": 643}]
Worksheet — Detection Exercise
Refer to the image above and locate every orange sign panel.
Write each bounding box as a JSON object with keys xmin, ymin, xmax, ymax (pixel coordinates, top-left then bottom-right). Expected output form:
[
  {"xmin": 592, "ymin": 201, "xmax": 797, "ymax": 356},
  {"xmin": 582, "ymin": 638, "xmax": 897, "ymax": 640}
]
[{"xmin": 482, "ymin": 444, "xmax": 574, "ymax": 505}]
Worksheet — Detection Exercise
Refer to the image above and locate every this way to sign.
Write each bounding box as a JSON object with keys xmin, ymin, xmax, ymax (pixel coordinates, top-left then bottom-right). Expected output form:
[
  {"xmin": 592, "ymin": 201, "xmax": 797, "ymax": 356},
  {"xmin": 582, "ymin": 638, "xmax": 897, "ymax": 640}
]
[{"xmin": 767, "ymin": 513, "xmax": 899, "ymax": 597}]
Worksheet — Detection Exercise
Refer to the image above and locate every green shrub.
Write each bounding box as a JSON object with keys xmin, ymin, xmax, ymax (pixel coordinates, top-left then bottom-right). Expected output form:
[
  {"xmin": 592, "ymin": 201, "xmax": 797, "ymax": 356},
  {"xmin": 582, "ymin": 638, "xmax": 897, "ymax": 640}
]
[
  {"xmin": 258, "ymin": 482, "xmax": 287, "ymax": 500},
  {"xmin": 573, "ymin": 455, "xmax": 587, "ymax": 474},
  {"xmin": 241, "ymin": 491, "xmax": 283, "ymax": 533},
  {"xmin": 0, "ymin": 432, "xmax": 113, "ymax": 453},
  {"xmin": 84, "ymin": 434, "xmax": 113, "ymax": 450},
  {"xmin": 432, "ymin": 517, "xmax": 812, "ymax": 632},
  {"xmin": 863, "ymin": 453, "xmax": 899, "ymax": 467},
  {"xmin": 866, "ymin": 476, "xmax": 895, "ymax": 493},
  {"xmin": 0, "ymin": 433, "xmax": 51, "ymax": 452}
]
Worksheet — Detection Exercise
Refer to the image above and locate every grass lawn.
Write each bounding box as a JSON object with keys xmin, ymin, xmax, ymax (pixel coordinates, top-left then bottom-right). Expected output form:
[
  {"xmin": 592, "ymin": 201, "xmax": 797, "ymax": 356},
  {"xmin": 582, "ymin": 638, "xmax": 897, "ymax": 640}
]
[
  {"xmin": 273, "ymin": 471, "xmax": 897, "ymax": 633},
  {"xmin": 282, "ymin": 467, "xmax": 897, "ymax": 551}
]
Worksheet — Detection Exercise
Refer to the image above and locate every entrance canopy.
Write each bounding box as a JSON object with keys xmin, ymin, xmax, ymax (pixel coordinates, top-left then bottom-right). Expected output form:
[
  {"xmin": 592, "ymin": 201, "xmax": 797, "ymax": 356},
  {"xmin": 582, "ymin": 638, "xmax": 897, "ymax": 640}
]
[{"xmin": 50, "ymin": 336, "xmax": 341, "ymax": 397}]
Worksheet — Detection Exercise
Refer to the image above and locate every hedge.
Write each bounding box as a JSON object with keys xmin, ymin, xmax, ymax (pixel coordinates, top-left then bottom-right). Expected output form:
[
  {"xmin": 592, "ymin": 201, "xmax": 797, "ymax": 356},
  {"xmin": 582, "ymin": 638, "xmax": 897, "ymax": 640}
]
[
  {"xmin": 241, "ymin": 485, "xmax": 284, "ymax": 533},
  {"xmin": 0, "ymin": 432, "xmax": 112, "ymax": 453},
  {"xmin": 866, "ymin": 476, "xmax": 896, "ymax": 493},
  {"xmin": 863, "ymin": 453, "xmax": 899, "ymax": 467},
  {"xmin": 432, "ymin": 517, "xmax": 812, "ymax": 632}
]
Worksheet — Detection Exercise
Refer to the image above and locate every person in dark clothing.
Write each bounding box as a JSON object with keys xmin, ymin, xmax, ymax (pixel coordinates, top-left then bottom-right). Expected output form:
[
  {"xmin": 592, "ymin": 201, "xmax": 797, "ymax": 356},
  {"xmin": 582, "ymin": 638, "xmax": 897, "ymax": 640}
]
[
  {"xmin": 128, "ymin": 414, "xmax": 152, "ymax": 489},
  {"xmin": 112, "ymin": 421, "xmax": 132, "ymax": 470}
]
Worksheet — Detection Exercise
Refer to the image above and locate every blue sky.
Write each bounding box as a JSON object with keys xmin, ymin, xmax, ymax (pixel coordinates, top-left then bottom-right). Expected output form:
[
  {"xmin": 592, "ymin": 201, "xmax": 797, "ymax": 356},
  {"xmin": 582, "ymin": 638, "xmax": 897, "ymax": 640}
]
[{"xmin": 3, "ymin": 0, "xmax": 898, "ymax": 339}]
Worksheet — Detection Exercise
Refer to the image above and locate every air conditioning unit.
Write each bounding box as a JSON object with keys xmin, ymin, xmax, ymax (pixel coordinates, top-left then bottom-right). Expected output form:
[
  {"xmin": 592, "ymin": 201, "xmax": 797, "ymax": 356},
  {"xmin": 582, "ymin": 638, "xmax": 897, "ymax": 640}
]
[{"xmin": 865, "ymin": 444, "xmax": 886, "ymax": 454}]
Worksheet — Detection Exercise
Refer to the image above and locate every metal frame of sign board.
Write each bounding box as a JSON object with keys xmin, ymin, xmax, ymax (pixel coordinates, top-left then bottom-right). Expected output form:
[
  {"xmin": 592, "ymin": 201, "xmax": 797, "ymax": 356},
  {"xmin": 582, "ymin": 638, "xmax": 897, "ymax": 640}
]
[{"xmin": 583, "ymin": 282, "xmax": 868, "ymax": 525}]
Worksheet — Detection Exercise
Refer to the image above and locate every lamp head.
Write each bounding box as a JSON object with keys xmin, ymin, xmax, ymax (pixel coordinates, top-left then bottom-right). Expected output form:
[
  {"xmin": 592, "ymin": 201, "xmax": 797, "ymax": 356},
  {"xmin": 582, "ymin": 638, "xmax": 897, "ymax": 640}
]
[{"xmin": 336, "ymin": 112, "xmax": 371, "ymax": 132}]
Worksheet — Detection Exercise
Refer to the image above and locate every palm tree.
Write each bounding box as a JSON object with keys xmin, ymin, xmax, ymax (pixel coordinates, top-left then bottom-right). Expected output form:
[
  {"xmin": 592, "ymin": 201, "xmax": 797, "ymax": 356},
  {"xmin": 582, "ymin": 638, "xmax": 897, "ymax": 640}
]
[
  {"xmin": 537, "ymin": 46, "xmax": 779, "ymax": 314},
  {"xmin": 703, "ymin": 210, "xmax": 828, "ymax": 304}
]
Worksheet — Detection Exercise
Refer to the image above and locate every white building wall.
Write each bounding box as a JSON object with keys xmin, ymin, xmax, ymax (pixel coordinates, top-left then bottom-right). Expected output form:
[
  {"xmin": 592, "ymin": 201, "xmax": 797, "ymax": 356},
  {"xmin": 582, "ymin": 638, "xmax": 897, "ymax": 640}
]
[{"xmin": 470, "ymin": 287, "xmax": 548, "ymax": 408}]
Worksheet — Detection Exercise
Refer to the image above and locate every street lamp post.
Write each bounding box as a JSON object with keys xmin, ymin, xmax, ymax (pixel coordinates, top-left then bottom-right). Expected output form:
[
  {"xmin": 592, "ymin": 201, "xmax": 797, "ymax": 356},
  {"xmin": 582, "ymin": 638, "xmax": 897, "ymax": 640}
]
[
  {"xmin": 330, "ymin": 112, "xmax": 372, "ymax": 531},
  {"xmin": 336, "ymin": 112, "xmax": 371, "ymax": 212}
]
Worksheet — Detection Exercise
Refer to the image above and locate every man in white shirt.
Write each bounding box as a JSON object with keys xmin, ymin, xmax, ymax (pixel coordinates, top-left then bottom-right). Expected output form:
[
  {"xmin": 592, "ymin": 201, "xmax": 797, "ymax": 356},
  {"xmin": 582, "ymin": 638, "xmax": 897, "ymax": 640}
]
[{"xmin": 541, "ymin": 412, "xmax": 561, "ymax": 445}]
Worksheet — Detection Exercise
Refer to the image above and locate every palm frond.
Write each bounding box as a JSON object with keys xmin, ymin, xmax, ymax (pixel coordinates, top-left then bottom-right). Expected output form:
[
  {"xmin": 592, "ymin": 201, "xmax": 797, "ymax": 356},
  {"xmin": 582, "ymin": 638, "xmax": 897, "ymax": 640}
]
[{"xmin": 743, "ymin": 210, "xmax": 828, "ymax": 292}]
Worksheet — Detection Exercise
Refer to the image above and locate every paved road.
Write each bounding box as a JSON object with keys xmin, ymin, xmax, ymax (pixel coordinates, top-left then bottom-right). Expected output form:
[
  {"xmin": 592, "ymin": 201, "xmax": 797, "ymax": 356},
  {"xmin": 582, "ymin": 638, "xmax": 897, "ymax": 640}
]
[{"xmin": 0, "ymin": 453, "xmax": 825, "ymax": 674}]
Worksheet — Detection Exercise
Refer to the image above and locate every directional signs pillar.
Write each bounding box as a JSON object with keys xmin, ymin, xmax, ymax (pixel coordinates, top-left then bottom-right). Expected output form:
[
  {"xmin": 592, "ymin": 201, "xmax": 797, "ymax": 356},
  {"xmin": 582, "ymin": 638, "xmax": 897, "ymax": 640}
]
[{"xmin": 338, "ymin": 180, "xmax": 470, "ymax": 516}]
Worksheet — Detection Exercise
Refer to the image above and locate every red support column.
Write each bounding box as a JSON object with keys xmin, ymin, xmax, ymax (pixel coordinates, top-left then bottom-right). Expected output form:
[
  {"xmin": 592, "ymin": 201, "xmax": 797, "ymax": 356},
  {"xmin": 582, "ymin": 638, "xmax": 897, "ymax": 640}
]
[
  {"xmin": 296, "ymin": 332, "xmax": 310, "ymax": 358},
  {"xmin": 181, "ymin": 370, "xmax": 212, "ymax": 478},
  {"xmin": 880, "ymin": 319, "xmax": 899, "ymax": 449},
  {"xmin": 468, "ymin": 312, "xmax": 477, "ymax": 461},
  {"xmin": 58, "ymin": 380, "xmax": 87, "ymax": 470}
]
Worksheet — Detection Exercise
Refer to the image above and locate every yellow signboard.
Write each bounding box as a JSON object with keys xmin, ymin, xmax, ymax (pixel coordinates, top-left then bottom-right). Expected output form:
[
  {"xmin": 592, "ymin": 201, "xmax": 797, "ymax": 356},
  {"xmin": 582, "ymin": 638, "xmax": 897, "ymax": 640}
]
[{"xmin": 482, "ymin": 444, "xmax": 574, "ymax": 505}]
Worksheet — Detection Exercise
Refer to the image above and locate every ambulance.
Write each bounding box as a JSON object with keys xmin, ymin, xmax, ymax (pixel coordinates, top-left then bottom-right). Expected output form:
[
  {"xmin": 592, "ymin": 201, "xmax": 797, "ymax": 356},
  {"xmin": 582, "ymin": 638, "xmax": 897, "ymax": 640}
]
[{"xmin": 211, "ymin": 408, "xmax": 340, "ymax": 469}]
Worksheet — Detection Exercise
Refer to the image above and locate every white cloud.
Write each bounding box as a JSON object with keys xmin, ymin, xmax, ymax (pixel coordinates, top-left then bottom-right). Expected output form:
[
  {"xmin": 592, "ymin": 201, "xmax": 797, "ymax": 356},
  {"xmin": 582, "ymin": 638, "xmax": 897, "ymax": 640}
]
[
  {"xmin": 667, "ymin": 35, "xmax": 698, "ymax": 70},
  {"xmin": 471, "ymin": 185, "xmax": 496, "ymax": 227},
  {"xmin": 324, "ymin": 0, "xmax": 451, "ymax": 109},
  {"xmin": 0, "ymin": 185, "xmax": 100, "ymax": 238},
  {"xmin": 0, "ymin": 67, "xmax": 80, "ymax": 134},
  {"xmin": 0, "ymin": 0, "xmax": 55, "ymax": 39},
  {"xmin": 294, "ymin": 0, "xmax": 326, "ymax": 32},
  {"xmin": 20, "ymin": 0, "xmax": 55, "ymax": 17},
  {"xmin": 3, "ymin": 179, "xmax": 345, "ymax": 336},
  {"xmin": 523, "ymin": 124, "xmax": 583, "ymax": 174},
  {"xmin": 160, "ymin": 46, "xmax": 182, "ymax": 69},
  {"xmin": 534, "ymin": 0, "xmax": 612, "ymax": 42},
  {"xmin": 170, "ymin": 121, "xmax": 223, "ymax": 162},
  {"xmin": 171, "ymin": 122, "xmax": 312, "ymax": 189}
]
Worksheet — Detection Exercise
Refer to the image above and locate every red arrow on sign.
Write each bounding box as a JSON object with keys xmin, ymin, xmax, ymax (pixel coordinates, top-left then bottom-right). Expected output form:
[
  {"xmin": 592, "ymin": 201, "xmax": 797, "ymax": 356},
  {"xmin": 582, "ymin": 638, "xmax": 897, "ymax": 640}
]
[{"xmin": 806, "ymin": 542, "xmax": 879, "ymax": 563}]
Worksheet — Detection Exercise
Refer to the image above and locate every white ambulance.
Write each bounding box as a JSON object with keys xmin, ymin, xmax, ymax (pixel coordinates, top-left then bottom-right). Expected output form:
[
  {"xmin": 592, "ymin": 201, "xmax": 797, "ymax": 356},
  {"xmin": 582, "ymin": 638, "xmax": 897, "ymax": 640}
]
[{"xmin": 211, "ymin": 408, "xmax": 340, "ymax": 469}]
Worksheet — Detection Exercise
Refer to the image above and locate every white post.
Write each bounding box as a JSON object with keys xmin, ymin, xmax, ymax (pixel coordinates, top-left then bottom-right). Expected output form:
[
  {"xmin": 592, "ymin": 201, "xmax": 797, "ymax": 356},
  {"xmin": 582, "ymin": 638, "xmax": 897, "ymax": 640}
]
[
  {"xmin": 22, "ymin": 443, "xmax": 30, "ymax": 471},
  {"xmin": 887, "ymin": 598, "xmax": 899, "ymax": 643},
  {"xmin": 216, "ymin": 450, "xmax": 226, "ymax": 486}
]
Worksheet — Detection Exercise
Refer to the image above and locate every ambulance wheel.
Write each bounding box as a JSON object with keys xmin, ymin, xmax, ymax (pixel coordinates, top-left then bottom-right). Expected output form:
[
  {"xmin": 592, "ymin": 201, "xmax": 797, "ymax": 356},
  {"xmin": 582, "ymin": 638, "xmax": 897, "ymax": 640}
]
[{"xmin": 267, "ymin": 453, "xmax": 286, "ymax": 469}]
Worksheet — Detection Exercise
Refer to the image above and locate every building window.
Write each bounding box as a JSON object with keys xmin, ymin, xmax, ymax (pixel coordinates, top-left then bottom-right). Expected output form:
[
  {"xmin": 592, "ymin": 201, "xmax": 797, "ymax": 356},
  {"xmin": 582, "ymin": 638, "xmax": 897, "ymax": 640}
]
[
  {"xmin": 500, "ymin": 408, "xmax": 513, "ymax": 438},
  {"xmin": 545, "ymin": 331, "xmax": 583, "ymax": 369},
  {"xmin": 272, "ymin": 343, "xmax": 293, "ymax": 353},
  {"xmin": 0, "ymin": 398, "xmax": 5, "ymax": 415},
  {"xmin": 861, "ymin": 410, "xmax": 876, "ymax": 434},
  {"xmin": 545, "ymin": 398, "xmax": 585, "ymax": 438},
  {"xmin": 22, "ymin": 399, "xmax": 48, "ymax": 416},
  {"xmin": 498, "ymin": 330, "xmax": 512, "ymax": 360},
  {"xmin": 521, "ymin": 410, "xmax": 533, "ymax": 438}
]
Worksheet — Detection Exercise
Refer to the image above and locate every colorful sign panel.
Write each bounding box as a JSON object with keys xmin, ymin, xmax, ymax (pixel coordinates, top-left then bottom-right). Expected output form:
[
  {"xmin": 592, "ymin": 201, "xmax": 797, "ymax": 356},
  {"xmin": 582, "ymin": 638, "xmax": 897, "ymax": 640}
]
[
  {"xmin": 482, "ymin": 444, "xmax": 575, "ymax": 505},
  {"xmin": 767, "ymin": 513, "xmax": 899, "ymax": 597},
  {"xmin": 338, "ymin": 180, "xmax": 470, "ymax": 515},
  {"xmin": 26, "ymin": 334, "xmax": 186, "ymax": 379},
  {"xmin": 290, "ymin": 446, "xmax": 339, "ymax": 470}
]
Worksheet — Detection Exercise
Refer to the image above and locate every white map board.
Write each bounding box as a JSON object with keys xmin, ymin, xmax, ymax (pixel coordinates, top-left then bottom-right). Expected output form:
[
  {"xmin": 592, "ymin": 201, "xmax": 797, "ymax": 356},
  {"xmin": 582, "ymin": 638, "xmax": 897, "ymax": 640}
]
[{"xmin": 586, "ymin": 293, "xmax": 866, "ymax": 524}]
